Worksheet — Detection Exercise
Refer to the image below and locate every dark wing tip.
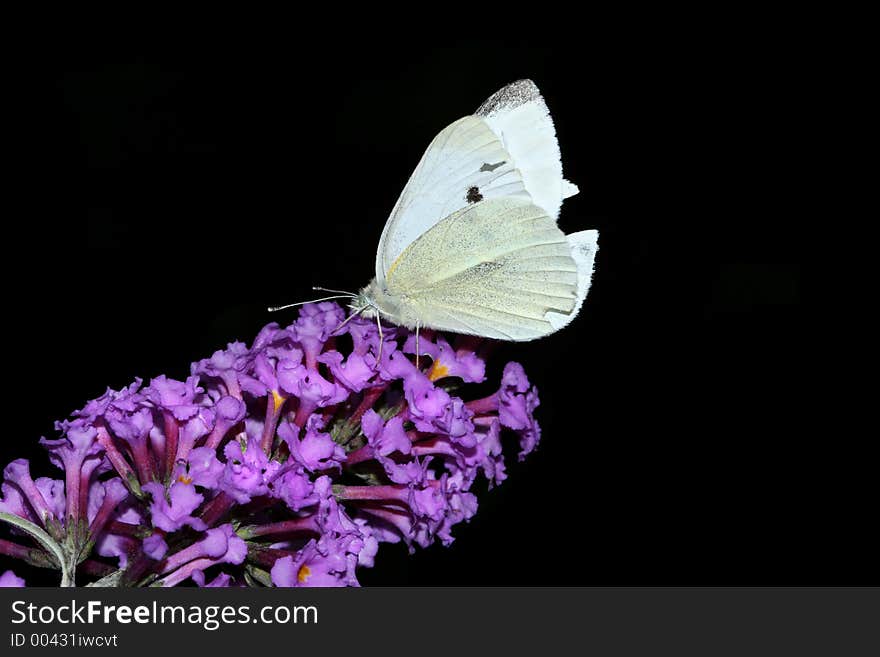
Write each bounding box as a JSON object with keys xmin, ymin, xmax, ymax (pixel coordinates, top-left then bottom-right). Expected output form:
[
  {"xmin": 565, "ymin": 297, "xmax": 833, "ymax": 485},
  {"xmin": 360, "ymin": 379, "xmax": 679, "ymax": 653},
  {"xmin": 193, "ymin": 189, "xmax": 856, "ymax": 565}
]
[{"xmin": 476, "ymin": 79, "xmax": 543, "ymax": 117}]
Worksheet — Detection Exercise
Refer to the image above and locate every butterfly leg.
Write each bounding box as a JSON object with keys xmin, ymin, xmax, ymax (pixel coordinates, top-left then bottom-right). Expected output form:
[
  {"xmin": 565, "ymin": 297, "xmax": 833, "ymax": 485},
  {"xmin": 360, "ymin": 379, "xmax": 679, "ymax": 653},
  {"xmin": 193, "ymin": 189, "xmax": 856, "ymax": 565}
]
[
  {"xmin": 415, "ymin": 323, "xmax": 420, "ymax": 370},
  {"xmin": 375, "ymin": 312, "xmax": 384, "ymax": 367},
  {"xmin": 332, "ymin": 304, "xmax": 369, "ymax": 335}
]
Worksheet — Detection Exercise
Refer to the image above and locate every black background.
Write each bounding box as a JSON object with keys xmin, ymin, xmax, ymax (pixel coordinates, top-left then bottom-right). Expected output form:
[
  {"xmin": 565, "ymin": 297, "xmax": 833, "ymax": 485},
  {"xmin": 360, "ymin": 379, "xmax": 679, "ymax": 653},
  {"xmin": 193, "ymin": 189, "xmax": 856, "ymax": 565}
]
[{"xmin": 4, "ymin": 27, "xmax": 851, "ymax": 586}]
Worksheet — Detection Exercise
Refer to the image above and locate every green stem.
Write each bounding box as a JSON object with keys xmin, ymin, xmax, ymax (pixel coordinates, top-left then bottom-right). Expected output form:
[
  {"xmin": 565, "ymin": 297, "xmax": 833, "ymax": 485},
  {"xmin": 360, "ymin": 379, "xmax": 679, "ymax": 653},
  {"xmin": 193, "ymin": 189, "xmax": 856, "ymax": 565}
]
[
  {"xmin": 0, "ymin": 511, "xmax": 74, "ymax": 587},
  {"xmin": 245, "ymin": 564, "xmax": 273, "ymax": 587}
]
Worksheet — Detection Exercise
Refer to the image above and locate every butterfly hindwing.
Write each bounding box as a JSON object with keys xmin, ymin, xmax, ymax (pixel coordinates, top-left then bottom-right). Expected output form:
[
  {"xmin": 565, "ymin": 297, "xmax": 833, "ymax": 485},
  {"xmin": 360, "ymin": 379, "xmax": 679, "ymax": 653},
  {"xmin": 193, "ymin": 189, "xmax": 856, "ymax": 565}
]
[{"xmin": 386, "ymin": 197, "xmax": 581, "ymax": 341}]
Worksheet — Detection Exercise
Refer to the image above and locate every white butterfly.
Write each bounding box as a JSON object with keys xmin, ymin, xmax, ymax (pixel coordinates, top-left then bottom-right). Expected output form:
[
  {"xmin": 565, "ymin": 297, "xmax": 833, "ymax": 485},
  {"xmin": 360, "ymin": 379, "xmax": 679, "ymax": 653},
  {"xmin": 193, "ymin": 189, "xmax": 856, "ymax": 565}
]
[{"xmin": 273, "ymin": 80, "xmax": 599, "ymax": 342}]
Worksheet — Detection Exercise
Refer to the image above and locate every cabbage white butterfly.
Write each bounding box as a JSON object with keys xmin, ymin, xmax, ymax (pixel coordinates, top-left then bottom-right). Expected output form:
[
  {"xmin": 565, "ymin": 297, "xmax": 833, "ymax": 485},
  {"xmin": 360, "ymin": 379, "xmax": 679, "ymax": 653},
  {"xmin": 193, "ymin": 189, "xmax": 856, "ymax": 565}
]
[{"xmin": 272, "ymin": 80, "xmax": 598, "ymax": 343}]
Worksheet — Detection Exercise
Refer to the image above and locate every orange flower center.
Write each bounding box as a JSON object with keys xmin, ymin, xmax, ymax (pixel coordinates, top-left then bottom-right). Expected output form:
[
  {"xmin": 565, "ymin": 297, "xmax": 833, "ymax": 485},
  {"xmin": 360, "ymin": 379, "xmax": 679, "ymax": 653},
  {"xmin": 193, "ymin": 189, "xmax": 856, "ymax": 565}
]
[
  {"xmin": 297, "ymin": 565, "xmax": 311, "ymax": 584},
  {"xmin": 428, "ymin": 360, "xmax": 450, "ymax": 381}
]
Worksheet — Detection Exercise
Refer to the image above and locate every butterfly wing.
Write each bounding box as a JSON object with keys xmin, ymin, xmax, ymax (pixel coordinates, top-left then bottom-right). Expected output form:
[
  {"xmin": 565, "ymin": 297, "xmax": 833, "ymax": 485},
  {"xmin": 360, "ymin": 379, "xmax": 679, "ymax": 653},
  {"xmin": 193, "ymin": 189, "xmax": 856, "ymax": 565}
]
[
  {"xmin": 385, "ymin": 197, "xmax": 595, "ymax": 341},
  {"xmin": 547, "ymin": 230, "xmax": 599, "ymax": 331},
  {"xmin": 376, "ymin": 79, "xmax": 577, "ymax": 287},
  {"xmin": 476, "ymin": 79, "xmax": 579, "ymax": 218},
  {"xmin": 376, "ymin": 116, "xmax": 530, "ymax": 285}
]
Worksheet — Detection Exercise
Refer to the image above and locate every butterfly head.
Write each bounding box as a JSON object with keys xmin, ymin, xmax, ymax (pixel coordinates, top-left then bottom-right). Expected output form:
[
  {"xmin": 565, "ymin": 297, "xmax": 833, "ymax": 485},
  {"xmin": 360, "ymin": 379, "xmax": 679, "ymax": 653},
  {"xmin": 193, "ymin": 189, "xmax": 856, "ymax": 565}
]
[
  {"xmin": 354, "ymin": 278, "xmax": 406, "ymax": 322},
  {"xmin": 352, "ymin": 281, "xmax": 380, "ymax": 319},
  {"xmin": 351, "ymin": 295, "xmax": 373, "ymax": 318}
]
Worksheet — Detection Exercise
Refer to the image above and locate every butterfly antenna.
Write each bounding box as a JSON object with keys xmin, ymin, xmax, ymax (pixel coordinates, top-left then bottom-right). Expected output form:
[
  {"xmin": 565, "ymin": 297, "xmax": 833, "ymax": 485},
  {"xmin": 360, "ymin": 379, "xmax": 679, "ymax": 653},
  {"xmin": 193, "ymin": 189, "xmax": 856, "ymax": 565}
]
[
  {"xmin": 312, "ymin": 286, "xmax": 357, "ymax": 296},
  {"xmin": 267, "ymin": 295, "xmax": 355, "ymax": 313}
]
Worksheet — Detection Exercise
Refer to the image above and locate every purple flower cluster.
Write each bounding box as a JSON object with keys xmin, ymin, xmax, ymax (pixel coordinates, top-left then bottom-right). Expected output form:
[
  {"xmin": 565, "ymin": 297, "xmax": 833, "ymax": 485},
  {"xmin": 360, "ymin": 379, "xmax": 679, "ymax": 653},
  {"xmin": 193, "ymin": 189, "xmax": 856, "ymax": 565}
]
[{"xmin": 0, "ymin": 303, "xmax": 541, "ymax": 587}]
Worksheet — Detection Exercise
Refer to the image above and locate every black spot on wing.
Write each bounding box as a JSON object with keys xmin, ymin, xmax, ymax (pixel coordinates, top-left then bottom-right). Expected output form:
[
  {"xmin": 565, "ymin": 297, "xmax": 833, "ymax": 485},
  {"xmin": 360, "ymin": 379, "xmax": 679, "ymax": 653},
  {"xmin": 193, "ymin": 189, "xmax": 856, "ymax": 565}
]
[{"xmin": 466, "ymin": 186, "xmax": 483, "ymax": 203}]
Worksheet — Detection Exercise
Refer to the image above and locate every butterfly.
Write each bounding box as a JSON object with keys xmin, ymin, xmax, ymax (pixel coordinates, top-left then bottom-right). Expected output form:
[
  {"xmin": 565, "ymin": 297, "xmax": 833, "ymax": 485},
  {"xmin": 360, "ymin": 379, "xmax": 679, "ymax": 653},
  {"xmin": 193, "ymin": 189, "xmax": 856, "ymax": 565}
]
[{"xmin": 272, "ymin": 79, "xmax": 599, "ymax": 343}]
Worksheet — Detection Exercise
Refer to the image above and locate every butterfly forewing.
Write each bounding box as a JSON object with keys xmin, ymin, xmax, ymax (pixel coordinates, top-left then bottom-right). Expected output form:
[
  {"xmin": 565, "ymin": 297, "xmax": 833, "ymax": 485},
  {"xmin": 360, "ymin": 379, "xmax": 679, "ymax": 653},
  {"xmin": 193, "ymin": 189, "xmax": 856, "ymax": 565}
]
[
  {"xmin": 477, "ymin": 79, "xmax": 578, "ymax": 220},
  {"xmin": 376, "ymin": 116, "xmax": 529, "ymax": 284},
  {"xmin": 376, "ymin": 80, "xmax": 579, "ymax": 287}
]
